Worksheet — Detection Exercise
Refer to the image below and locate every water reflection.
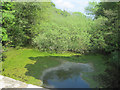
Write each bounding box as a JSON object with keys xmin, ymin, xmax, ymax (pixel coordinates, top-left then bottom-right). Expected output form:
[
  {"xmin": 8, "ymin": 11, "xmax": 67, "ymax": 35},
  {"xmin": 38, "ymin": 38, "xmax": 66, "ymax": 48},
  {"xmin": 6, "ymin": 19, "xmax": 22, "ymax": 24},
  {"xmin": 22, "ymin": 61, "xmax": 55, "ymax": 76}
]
[{"xmin": 41, "ymin": 62, "xmax": 94, "ymax": 88}]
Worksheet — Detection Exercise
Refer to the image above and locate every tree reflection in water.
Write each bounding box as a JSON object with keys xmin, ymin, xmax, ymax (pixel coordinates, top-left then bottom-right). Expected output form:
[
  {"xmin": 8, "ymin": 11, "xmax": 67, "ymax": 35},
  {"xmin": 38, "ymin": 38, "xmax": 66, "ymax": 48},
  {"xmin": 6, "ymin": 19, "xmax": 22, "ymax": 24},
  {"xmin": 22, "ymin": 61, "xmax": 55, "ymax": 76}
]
[{"xmin": 41, "ymin": 62, "xmax": 94, "ymax": 88}]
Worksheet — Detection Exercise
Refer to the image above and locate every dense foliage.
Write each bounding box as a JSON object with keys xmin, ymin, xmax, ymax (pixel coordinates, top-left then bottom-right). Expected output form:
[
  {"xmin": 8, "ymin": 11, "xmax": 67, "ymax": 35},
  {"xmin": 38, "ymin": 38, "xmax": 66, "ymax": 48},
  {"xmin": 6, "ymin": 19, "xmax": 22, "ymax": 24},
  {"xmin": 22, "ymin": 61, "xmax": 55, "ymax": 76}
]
[
  {"xmin": 1, "ymin": 1, "xmax": 119, "ymax": 88},
  {"xmin": 1, "ymin": 2, "xmax": 52, "ymax": 47},
  {"xmin": 2, "ymin": 1, "xmax": 119, "ymax": 54},
  {"xmin": 86, "ymin": 2, "xmax": 120, "ymax": 88},
  {"xmin": 0, "ymin": 2, "xmax": 107, "ymax": 53},
  {"xmin": 86, "ymin": 2, "xmax": 120, "ymax": 53},
  {"xmin": 33, "ymin": 11, "xmax": 92, "ymax": 53}
]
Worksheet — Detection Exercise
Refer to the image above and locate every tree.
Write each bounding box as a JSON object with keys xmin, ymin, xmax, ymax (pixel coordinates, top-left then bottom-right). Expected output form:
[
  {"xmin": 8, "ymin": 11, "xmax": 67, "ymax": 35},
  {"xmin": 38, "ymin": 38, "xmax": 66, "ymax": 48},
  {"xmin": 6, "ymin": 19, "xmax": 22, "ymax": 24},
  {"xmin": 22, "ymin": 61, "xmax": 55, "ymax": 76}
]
[
  {"xmin": 1, "ymin": 2, "xmax": 52, "ymax": 47},
  {"xmin": 85, "ymin": 1, "xmax": 120, "ymax": 53},
  {"xmin": 1, "ymin": 2, "xmax": 15, "ymax": 47}
]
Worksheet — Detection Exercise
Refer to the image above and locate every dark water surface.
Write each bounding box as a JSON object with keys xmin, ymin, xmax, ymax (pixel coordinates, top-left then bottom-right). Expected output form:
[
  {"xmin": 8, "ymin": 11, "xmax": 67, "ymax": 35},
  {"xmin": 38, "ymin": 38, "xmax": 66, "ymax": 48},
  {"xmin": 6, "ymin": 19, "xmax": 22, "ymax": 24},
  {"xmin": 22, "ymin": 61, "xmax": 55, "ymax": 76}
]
[{"xmin": 41, "ymin": 62, "xmax": 94, "ymax": 88}]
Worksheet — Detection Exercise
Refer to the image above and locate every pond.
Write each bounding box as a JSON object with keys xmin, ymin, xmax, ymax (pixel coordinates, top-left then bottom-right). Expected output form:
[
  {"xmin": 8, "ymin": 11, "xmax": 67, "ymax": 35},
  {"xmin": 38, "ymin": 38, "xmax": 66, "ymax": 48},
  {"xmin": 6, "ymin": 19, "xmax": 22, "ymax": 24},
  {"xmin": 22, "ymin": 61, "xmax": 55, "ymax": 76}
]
[
  {"xmin": 3, "ymin": 48, "xmax": 107, "ymax": 88},
  {"xmin": 41, "ymin": 62, "xmax": 94, "ymax": 88}
]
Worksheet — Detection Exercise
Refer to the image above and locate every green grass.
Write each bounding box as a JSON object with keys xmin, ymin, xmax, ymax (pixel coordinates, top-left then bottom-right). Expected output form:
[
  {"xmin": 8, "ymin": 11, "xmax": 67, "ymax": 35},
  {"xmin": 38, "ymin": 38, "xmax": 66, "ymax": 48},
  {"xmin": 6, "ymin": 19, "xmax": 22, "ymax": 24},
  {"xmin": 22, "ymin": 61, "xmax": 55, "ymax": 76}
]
[{"xmin": 2, "ymin": 48, "xmax": 107, "ymax": 87}]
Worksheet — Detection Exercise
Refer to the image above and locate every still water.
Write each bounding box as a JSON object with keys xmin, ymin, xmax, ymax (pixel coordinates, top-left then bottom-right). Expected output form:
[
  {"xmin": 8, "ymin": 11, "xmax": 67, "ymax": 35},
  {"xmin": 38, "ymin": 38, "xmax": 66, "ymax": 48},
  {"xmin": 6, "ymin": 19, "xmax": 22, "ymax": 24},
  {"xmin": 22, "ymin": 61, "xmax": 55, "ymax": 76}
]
[{"xmin": 41, "ymin": 62, "xmax": 94, "ymax": 88}]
